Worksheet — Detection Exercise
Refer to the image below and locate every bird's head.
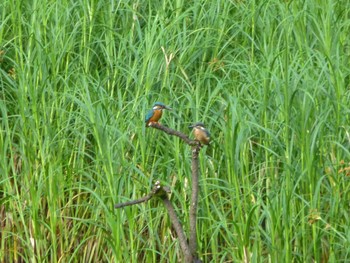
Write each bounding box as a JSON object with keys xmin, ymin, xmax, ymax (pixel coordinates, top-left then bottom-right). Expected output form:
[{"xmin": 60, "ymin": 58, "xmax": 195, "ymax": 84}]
[
  {"xmin": 153, "ymin": 102, "xmax": 172, "ymax": 111},
  {"xmin": 189, "ymin": 122, "xmax": 206, "ymax": 129}
]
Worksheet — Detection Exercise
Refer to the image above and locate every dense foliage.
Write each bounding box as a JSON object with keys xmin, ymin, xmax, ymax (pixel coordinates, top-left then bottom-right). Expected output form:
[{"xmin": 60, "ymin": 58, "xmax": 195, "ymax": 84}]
[{"xmin": 1, "ymin": 0, "xmax": 349, "ymax": 262}]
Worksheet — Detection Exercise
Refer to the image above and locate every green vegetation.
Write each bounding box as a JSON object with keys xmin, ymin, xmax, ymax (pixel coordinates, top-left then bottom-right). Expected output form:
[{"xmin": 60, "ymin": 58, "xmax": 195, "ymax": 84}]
[{"xmin": 1, "ymin": 0, "xmax": 350, "ymax": 262}]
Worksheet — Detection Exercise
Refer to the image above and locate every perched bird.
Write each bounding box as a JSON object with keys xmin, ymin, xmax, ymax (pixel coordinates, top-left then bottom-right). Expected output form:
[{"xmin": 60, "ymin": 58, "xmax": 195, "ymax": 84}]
[
  {"xmin": 189, "ymin": 122, "xmax": 211, "ymax": 145},
  {"xmin": 145, "ymin": 102, "xmax": 172, "ymax": 127}
]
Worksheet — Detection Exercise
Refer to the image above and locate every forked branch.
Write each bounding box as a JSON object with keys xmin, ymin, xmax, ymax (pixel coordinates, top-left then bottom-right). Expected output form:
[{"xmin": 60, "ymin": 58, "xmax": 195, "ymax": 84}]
[
  {"xmin": 115, "ymin": 123, "xmax": 203, "ymax": 262},
  {"xmin": 115, "ymin": 181, "xmax": 193, "ymax": 262},
  {"xmin": 150, "ymin": 123, "xmax": 202, "ymax": 261}
]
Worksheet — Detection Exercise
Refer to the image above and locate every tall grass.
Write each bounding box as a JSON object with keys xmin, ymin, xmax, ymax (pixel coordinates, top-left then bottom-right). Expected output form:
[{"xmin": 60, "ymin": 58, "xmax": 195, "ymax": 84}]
[{"xmin": 1, "ymin": 0, "xmax": 350, "ymax": 262}]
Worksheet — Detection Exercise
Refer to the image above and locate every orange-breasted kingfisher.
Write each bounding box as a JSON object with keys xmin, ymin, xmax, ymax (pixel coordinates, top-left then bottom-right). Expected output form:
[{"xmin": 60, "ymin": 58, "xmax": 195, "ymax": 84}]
[
  {"xmin": 145, "ymin": 102, "xmax": 172, "ymax": 127},
  {"xmin": 189, "ymin": 122, "xmax": 211, "ymax": 145}
]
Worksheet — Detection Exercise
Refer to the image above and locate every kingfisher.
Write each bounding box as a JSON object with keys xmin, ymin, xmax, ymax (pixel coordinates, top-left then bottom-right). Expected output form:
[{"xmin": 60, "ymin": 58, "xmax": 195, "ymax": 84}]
[
  {"xmin": 145, "ymin": 102, "xmax": 172, "ymax": 127},
  {"xmin": 189, "ymin": 122, "xmax": 211, "ymax": 145}
]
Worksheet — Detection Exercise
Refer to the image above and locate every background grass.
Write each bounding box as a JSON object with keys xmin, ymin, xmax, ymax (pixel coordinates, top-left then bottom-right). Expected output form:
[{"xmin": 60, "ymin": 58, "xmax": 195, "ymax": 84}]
[{"xmin": 1, "ymin": 0, "xmax": 350, "ymax": 262}]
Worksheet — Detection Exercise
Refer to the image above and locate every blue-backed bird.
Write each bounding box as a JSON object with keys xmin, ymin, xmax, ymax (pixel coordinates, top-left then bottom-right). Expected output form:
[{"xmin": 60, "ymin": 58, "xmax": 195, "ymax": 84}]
[
  {"xmin": 189, "ymin": 122, "xmax": 211, "ymax": 145},
  {"xmin": 145, "ymin": 102, "xmax": 172, "ymax": 127}
]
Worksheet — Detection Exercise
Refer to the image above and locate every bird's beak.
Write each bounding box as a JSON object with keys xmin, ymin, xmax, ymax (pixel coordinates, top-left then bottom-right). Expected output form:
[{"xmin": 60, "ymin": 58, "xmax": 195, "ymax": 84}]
[
  {"xmin": 165, "ymin": 106, "xmax": 172, "ymax": 110},
  {"xmin": 189, "ymin": 124, "xmax": 194, "ymax": 129}
]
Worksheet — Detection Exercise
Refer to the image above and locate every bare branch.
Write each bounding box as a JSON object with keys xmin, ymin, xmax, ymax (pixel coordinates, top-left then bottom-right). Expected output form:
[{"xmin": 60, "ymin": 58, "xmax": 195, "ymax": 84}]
[
  {"xmin": 114, "ymin": 181, "xmax": 167, "ymax": 209},
  {"xmin": 161, "ymin": 198, "xmax": 193, "ymax": 262},
  {"xmin": 150, "ymin": 123, "xmax": 203, "ymax": 261},
  {"xmin": 149, "ymin": 123, "xmax": 198, "ymax": 146},
  {"xmin": 115, "ymin": 181, "xmax": 196, "ymax": 262},
  {"xmin": 189, "ymin": 144, "xmax": 201, "ymax": 258},
  {"xmin": 114, "ymin": 195, "xmax": 152, "ymax": 209}
]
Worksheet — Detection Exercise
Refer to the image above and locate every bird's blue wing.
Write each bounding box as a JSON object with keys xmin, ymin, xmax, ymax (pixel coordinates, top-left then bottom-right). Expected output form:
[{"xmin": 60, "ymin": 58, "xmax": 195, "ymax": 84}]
[
  {"xmin": 205, "ymin": 129, "xmax": 211, "ymax": 138},
  {"xmin": 145, "ymin": 109, "xmax": 154, "ymax": 122}
]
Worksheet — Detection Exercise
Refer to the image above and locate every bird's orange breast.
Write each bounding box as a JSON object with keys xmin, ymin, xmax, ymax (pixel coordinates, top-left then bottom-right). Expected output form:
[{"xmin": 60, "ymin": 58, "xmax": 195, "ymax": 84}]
[
  {"xmin": 149, "ymin": 109, "xmax": 163, "ymax": 122},
  {"xmin": 194, "ymin": 129, "xmax": 210, "ymax": 145}
]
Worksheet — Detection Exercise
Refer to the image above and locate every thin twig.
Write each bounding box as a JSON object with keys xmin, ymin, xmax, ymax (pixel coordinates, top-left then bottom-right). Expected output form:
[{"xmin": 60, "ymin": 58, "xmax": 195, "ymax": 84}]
[
  {"xmin": 114, "ymin": 195, "xmax": 152, "ymax": 208},
  {"xmin": 115, "ymin": 181, "xmax": 165, "ymax": 208}
]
